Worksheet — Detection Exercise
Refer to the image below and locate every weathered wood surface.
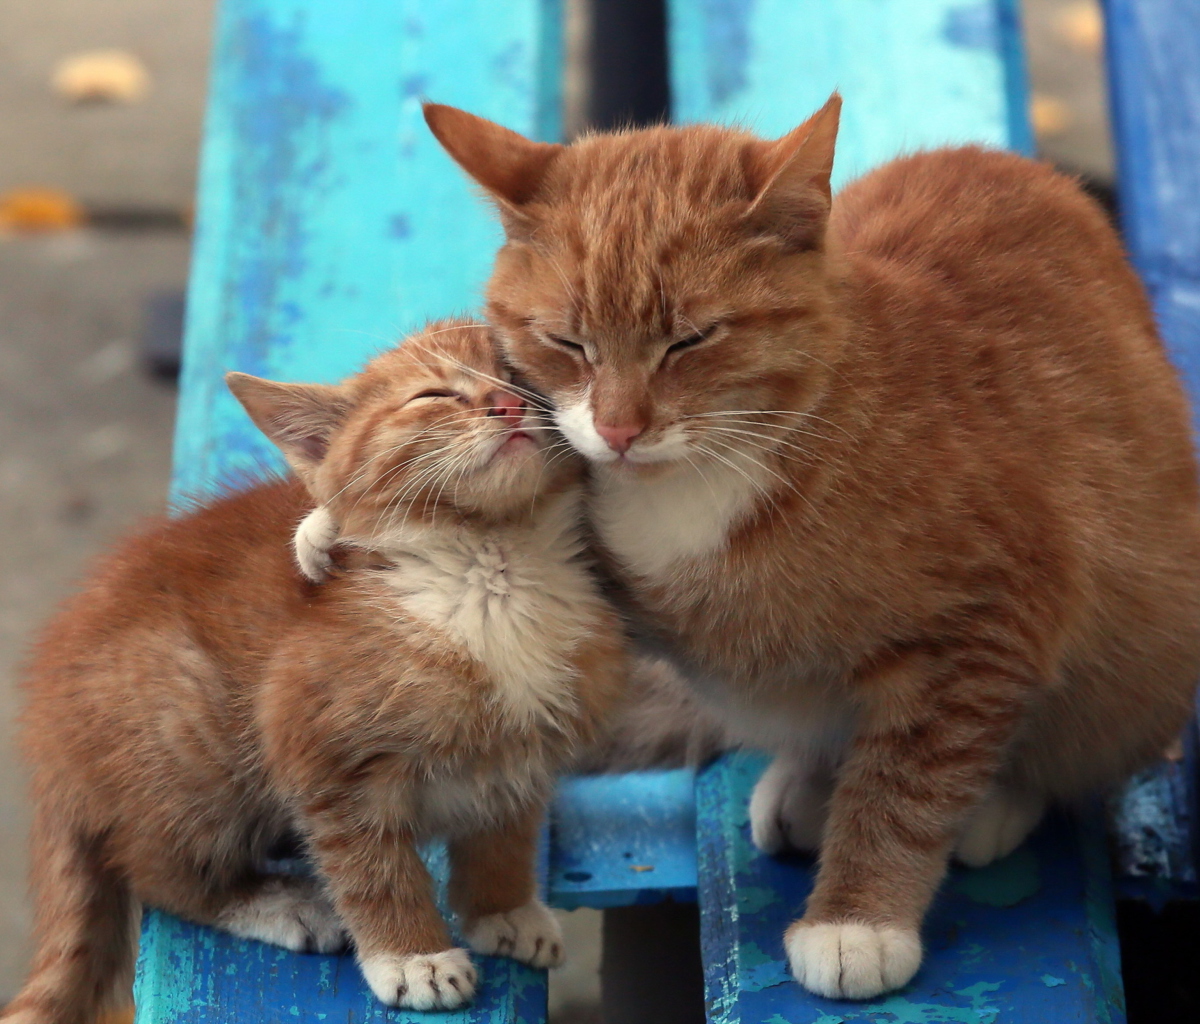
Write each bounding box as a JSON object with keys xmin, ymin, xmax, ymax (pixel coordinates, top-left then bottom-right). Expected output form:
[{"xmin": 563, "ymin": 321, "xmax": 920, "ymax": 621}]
[
  {"xmin": 697, "ymin": 755, "xmax": 1126, "ymax": 1024},
  {"xmin": 549, "ymin": 770, "xmax": 698, "ymax": 909},
  {"xmin": 171, "ymin": 0, "xmax": 562, "ymax": 502},
  {"xmin": 668, "ymin": 0, "xmax": 1032, "ymax": 188},
  {"xmin": 1102, "ymin": 0, "xmax": 1200, "ymax": 891}
]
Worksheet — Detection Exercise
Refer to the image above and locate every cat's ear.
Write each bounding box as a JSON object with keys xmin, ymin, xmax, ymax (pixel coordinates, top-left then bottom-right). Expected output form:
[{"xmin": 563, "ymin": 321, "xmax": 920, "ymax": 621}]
[
  {"xmin": 423, "ymin": 103, "xmax": 563, "ymax": 240},
  {"xmin": 225, "ymin": 372, "xmax": 353, "ymax": 484},
  {"xmin": 744, "ymin": 92, "xmax": 841, "ymax": 252}
]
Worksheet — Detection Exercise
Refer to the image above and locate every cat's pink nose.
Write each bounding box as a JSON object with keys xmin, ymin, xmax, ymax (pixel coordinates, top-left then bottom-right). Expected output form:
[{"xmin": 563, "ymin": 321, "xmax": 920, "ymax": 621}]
[
  {"xmin": 595, "ymin": 422, "xmax": 643, "ymax": 454},
  {"xmin": 486, "ymin": 389, "xmax": 526, "ymax": 428}
]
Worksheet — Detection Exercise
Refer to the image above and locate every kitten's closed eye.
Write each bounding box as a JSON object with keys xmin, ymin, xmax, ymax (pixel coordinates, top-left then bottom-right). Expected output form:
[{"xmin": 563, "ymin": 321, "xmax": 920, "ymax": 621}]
[{"xmin": 410, "ymin": 389, "xmax": 466, "ymax": 403}]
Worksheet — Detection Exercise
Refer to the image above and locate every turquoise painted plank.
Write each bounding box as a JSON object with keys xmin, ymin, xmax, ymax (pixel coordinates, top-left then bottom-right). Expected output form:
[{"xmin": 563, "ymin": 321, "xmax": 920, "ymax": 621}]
[
  {"xmin": 134, "ymin": 909, "xmax": 547, "ymax": 1024},
  {"xmin": 173, "ymin": 0, "xmax": 563, "ymax": 501},
  {"xmin": 668, "ymin": 0, "xmax": 1032, "ymax": 188},
  {"xmin": 548, "ymin": 770, "xmax": 698, "ymax": 910},
  {"xmin": 697, "ymin": 754, "xmax": 1126, "ymax": 1024}
]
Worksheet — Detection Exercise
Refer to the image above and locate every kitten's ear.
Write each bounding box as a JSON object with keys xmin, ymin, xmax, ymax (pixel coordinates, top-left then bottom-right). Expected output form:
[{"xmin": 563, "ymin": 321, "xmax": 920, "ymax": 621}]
[
  {"xmin": 225, "ymin": 372, "xmax": 353, "ymax": 484},
  {"xmin": 423, "ymin": 103, "xmax": 563, "ymax": 240},
  {"xmin": 744, "ymin": 92, "xmax": 841, "ymax": 252}
]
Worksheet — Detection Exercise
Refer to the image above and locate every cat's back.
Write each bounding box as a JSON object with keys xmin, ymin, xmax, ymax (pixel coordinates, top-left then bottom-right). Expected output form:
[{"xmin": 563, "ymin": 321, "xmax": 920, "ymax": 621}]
[{"xmin": 22, "ymin": 479, "xmax": 311, "ymax": 744}]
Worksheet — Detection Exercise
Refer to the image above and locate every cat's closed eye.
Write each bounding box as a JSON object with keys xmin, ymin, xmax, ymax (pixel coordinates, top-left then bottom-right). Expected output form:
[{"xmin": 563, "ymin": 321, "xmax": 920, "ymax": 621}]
[
  {"xmin": 545, "ymin": 334, "xmax": 589, "ymax": 360},
  {"xmin": 665, "ymin": 322, "xmax": 720, "ymax": 359}
]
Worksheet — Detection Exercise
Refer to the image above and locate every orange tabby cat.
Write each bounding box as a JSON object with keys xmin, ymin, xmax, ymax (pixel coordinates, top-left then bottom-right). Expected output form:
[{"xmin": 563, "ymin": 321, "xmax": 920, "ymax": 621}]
[
  {"xmin": 420, "ymin": 98, "xmax": 1200, "ymax": 999},
  {"xmin": 6, "ymin": 322, "xmax": 624, "ymax": 1023}
]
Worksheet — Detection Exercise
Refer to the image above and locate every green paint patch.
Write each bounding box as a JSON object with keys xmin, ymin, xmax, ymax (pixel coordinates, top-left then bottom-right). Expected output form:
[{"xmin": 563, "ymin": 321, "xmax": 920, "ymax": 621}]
[
  {"xmin": 1042, "ymin": 974, "xmax": 1067, "ymax": 987},
  {"xmin": 952, "ymin": 847, "xmax": 1041, "ymax": 907},
  {"xmin": 739, "ymin": 941, "xmax": 792, "ymax": 991},
  {"xmin": 738, "ymin": 884, "xmax": 781, "ymax": 914},
  {"xmin": 864, "ymin": 992, "xmax": 998, "ymax": 1023}
]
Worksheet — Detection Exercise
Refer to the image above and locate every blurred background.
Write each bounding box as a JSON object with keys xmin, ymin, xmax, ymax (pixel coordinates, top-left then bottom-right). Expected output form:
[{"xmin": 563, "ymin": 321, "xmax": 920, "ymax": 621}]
[{"xmin": 0, "ymin": 0, "xmax": 1118, "ymax": 1018}]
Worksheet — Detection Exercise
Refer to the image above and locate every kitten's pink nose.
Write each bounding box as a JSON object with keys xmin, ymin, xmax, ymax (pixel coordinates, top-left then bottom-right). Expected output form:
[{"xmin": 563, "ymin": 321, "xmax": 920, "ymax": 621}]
[
  {"xmin": 486, "ymin": 389, "xmax": 526, "ymax": 428},
  {"xmin": 595, "ymin": 422, "xmax": 643, "ymax": 454}
]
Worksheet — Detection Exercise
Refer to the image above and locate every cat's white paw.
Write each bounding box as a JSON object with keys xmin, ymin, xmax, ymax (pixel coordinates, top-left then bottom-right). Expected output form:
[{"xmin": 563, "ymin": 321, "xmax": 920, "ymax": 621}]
[
  {"xmin": 749, "ymin": 758, "xmax": 830, "ymax": 855},
  {"xmin": 359, "ymin": 948, "xmax": 477, "ymax": 1010},
  {"xmin": 954, "ymin": 788, "xmax": 1045, "ymax": 868},
  {"xmin": 218, "ymin": 876, "xmax": 347, "ymax": 954},
  {"xmin": 294, "ymin": 506, "xmax": 339, "ymax": 583},
  {"xmin": 464, "ymin": 900, "xmax": 565, "ymax": 968},
  {"xmin": 785, "ymin": 920, "xmax": 922, "ymax": 1000}
]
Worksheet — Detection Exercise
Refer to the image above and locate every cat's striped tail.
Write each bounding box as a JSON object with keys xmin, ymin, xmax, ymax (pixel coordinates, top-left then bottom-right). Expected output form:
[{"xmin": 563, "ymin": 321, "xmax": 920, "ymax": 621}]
[{"xmin": 1, "ymin": 808, "xmax": 137, "ymax": 1024}]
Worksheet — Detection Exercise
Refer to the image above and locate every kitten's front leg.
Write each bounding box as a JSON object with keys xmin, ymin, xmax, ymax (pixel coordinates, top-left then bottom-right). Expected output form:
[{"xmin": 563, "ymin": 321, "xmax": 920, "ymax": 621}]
[
  {"xmin": 449, "ymin": 806, "xmax": 565, "ymax": 969},
  {"xmin": 786, "ymin": 645, "xmax": 1033, "ymax": 1000},
  {"xmin": 305, "ymin": 809, "xmax": 477, "ymax": 1010},
  {"xmin": 293, "ymin": 506, "xmax": 339, "ymax": 583}
]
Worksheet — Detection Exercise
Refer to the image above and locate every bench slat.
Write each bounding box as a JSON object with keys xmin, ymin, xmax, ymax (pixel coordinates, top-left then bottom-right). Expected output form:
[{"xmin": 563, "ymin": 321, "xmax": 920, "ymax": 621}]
[
  {"xmin": 142, "ymin": 0, "xmax": 562, "ymax": 1020},
  {"xmin": 172, "ymin": 0, "xmax": 562, "ymax": 501},
  {"xmin": 549, "ymin": 770, "xmax": 698, "ymax": 909},
  {"xmin": 668, "ymin": 0, "xmax": 1033, "ymax": 188},
  {"xmin": 697, "ymin": 755, "xmax": 1126, "ymax": 1024},
  {"xmin": 1102, "ymin": 0, "xmax": 1200, "ymax": 890}
]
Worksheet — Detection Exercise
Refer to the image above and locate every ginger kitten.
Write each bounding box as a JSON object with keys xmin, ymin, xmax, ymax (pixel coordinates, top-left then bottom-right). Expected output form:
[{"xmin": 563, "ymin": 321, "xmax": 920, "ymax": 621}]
[
  {"xmin": 6, "ymin": 322, "xmax": 624, "ymax": 1022},
  {"xmin": 418, "ymin": 98, "xmax": 1200, "ymax": 999}
]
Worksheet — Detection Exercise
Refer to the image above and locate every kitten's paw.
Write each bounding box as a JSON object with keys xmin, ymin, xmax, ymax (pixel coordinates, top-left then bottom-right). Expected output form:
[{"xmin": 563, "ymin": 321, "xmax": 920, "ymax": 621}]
[
  {"xmin": 359, "ymin": 948, "xmax": 477, "ymax": 1010},
  {"xmin": 464, "ymin": 900, "xmax": 565, "ymax": 968},
  {"xmin": 218, "ymin": 876, "xmax": 347, "ymax": 954},
  {"xmin": 294, "ymin": 506, "xmax": 339, "ymax": 583},
  {"xmin": 785, "ymin": 920, "xmax": 921, "ymax": 1000},
  {"xmin": 954, "ymin": 789, "xmax": 1045, "ymax": 868},
  {"xmin": 749, "ymin": 758, "xmax": 830, "ymax": 855}
]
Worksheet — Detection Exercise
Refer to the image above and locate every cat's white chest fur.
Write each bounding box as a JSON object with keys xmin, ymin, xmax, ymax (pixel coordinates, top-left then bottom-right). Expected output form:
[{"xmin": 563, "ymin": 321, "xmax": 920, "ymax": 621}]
[
  {"xmin": 376, "ymin": 493, "xmax": 601, "ymax": 728},
  {"xmin": 590, "ymin": 454, "xmax": 769, "ymax": 580}
]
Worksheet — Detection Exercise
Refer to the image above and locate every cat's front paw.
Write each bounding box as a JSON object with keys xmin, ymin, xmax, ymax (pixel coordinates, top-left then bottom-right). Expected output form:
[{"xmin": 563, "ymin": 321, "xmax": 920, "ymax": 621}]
[
  {"xmin": 954, "ymin": 788, "xmax": 1045, "ymax": 868},
  {"xmin": 785, "ymin": 920, "xmax": 921, "ymax": 1000},
  {"xmin": 464, "ymin": 900, "xmax": 565, "ymax": 968},
  {"xmin": 749, "ymin": 758, "xmax": 831, "ymax": 855},
  {"xmin": 359, "ymin": 948, "xmax": 477, "ymax": 1010},
  {"xmin": 294, "ymin": 506, "xmax": 339, "ymax": 583},
  {"xmin": 218, "ymin": 876, "xmax": 347, "ymax": 954}
]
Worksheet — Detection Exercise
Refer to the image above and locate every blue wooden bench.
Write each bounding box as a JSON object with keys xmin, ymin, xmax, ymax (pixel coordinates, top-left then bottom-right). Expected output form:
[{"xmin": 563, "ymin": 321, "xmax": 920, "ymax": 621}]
[{"xmin": 135, "ymin": 0, "xmax": 1197, "ymax": 1021}]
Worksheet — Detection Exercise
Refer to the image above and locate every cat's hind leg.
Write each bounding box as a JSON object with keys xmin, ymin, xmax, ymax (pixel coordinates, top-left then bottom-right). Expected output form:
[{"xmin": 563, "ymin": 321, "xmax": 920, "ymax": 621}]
[
  {"xmin": 953, "ymin": 787, "xmax": 1045, "ymax": 868},
  {"xmin": 749, "ymin": 756, "xmax": 833, "ymax": 855},
  {"xmin": 0, "ymin": 809, "xmax": 138, "ymax": 1024}
]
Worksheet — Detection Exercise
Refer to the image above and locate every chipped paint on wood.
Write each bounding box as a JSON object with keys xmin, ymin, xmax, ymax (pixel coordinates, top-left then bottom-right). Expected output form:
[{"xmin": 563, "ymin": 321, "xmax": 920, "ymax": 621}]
[{"xmin": 697, "ymin": 754, "xmax": 1127, "ymax": 1023}]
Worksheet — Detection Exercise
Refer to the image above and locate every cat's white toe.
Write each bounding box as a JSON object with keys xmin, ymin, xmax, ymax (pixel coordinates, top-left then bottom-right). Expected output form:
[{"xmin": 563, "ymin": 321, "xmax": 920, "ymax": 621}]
[
  {"xmin": 749, "ymin": 758, "xmax": 830, "ymax": 855},
  {"xmin": 954, "ymin": 788, "xmax": 1045, "ymax": 868},
  {"xmin": 359, "ymin": 948, "xmax": 477, "ymax": 1010},
  {"xmin": 293, "ymin": 506, "xmax": 339, "ymax": 583},
  {"xmin": 218, "ymin": 876, "xmax": 347, "ymax": 954},
  {"xmin": 785, "ymin": 920, "xmax": 921, "ymax": 1000},
  {"xmin": 464, "ymin": 900, "xmax": 565, "ymax": 968}
]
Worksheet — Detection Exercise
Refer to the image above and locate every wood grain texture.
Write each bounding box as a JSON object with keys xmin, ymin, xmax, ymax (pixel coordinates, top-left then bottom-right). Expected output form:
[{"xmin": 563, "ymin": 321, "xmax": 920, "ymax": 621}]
[
  {"xmin": 1102, "ymin": 0, "xmax": 1200, "ymax": 890},
  {"xmin": 667, "ymin": 0, "xmax": 1033, "ymax": 189},
  {"xmin": 697, "ymin": 754, "xmax": 1126, "ymax": 1024}
]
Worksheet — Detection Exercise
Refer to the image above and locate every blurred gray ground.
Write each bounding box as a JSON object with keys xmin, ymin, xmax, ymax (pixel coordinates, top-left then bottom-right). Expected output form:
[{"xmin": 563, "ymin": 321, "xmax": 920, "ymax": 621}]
[{"xmin": 0, "ymin": 0, "xmax": 1112, "ymax": 1010}]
